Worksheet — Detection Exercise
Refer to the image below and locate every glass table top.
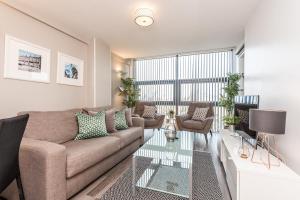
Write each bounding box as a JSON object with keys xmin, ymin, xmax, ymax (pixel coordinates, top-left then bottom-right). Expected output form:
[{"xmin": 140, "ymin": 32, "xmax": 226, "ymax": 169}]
[{"xmin": 133, "ymin": 131, "xmax": 195, "ymax": 198}]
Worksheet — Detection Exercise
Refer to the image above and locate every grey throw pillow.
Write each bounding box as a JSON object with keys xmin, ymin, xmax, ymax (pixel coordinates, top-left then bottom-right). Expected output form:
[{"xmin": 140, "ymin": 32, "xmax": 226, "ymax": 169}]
[{"xmin": 192, "ymin": 107, "xmax": 209, "ymax": 121}]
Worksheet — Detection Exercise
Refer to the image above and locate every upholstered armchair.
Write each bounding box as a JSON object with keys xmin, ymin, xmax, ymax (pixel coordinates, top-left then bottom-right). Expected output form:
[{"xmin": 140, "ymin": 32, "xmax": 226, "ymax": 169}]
[
  {"xmin": 176, "ymin": 102, "xmax": 214, "ymax": 142},
  {"xmin": 133, "ymin": 101, "xmax": 165, "ymax": 130}
]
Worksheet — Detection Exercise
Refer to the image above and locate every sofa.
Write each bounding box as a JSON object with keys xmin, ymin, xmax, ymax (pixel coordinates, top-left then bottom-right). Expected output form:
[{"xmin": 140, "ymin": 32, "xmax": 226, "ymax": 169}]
[
  {"xmin": 133, "ymin": 101, "xmax": 165, "ymax": 130},
  {"xmin": 176, "ymin": 102, "xmax": 214, "ymax": 143},
  {"xmin": 18, "ymin": 108, "xmax": 144, "ymax": 200}
]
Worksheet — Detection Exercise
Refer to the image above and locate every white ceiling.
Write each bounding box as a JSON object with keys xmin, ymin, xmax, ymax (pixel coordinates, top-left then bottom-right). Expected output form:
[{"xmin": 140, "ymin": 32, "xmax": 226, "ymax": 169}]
[{"xmin": 3, "ymin": 0, "xmax": 261, "ymax": 58}]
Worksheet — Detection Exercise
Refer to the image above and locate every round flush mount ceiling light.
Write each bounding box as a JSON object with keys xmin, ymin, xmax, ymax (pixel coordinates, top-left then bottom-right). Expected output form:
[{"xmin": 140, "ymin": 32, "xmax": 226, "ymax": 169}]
[{"xmin": 134, "ymin": 8, "xmax": 154, "ymax": 27}]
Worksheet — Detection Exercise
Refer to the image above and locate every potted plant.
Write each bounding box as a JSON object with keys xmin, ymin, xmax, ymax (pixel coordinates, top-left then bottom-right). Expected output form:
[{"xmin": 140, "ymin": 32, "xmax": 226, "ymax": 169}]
[
  {"xmin": 219, "ymin": 73, "xmax": 242, "ymax": 131},
  {"xmin": 119, "ymin": 72, "xmax": 140, "ymax": 111},
  {"xmin": 168, "ymin": 109, "xmax": 175, "ymax": 119}
]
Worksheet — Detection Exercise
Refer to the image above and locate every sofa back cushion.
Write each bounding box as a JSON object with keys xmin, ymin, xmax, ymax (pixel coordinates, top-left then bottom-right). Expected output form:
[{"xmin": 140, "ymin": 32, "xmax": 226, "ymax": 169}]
[
  {"xmin": 19, "ymin": 109, "xmax": 82, "ymax": 144},
  {"xmin": 83, "ymin": 106, "xmax": 113, "ymax": 114}
]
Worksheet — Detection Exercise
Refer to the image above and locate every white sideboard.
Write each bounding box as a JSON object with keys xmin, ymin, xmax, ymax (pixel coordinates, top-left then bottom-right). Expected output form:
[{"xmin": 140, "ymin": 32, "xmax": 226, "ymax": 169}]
[{"xmin": 220, "ymin": 129, "xmax": 300, "ymax": 200}]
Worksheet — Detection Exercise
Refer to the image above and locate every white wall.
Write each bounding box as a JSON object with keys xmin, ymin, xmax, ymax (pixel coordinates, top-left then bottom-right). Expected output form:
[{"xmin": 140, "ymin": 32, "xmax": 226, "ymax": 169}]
[
  {"xmin": 111, "ymin": 53, "xmax": 130, "ymax": 107},
  {"xmin": 0, "ymin": 3, "xmax": 89, "ymax": 118},
  {"xmin": 0, "ymin": 3, "xmax": 113, "ymax": 117},
  {"xmin": 94, "ymin": 39, "xmax": 111, "ymax": 107},
  {"xmin": 245, "ymin": 0, "xmax": 300, "ymax": 174}
]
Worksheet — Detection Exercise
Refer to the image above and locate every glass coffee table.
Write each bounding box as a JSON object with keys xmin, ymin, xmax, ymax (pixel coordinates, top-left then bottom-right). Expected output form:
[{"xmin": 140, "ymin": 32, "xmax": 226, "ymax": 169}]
[{"xmin": 132, "ymin": 131, "xmax": 195, "ymax": 198}]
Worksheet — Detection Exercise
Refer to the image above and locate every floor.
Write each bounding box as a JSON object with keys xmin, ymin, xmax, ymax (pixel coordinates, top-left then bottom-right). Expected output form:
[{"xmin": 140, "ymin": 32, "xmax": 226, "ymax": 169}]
[{"xmin": 71, "ymin": 129, "xmax": 231, "ymax": 200}]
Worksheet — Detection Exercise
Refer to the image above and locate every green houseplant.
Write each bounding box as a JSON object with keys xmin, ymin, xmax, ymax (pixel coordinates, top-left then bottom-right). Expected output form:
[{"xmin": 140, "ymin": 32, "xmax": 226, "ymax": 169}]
[
  {"xmin": 119, "ymin": 72, "xmax": 140, "ymax": 108},
  {"xmin": 219, "ymin": 73, "xmax": 242, "ymax": 130}
]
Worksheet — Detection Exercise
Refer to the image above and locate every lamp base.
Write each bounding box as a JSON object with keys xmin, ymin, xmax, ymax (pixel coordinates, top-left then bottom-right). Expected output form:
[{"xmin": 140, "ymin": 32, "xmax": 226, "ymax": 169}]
[{"xmin": 251, "ymin": 132, "xmax": 284, "ymax": 169}]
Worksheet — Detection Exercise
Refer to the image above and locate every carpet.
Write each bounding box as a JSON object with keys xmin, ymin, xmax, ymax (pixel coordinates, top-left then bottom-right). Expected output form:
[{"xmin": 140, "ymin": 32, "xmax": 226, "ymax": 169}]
[{"xmin": 98, "ymin": 151, "xmax": 223, "ymax": 200}]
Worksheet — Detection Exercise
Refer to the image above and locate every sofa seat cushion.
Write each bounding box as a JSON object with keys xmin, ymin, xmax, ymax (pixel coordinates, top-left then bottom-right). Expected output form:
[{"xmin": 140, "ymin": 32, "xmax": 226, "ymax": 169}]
[
  {"xmin": 109, "ymin": 127, "xmax": 142, "ymax": 148},
  {"xmin": 182, "ymin": 120, "xmax": 206, "ymax": 130},
  {"xmin": 144, "ymin": 118, "xmax": 159, "ymax": 127},
  {"xmin": 63, "ymin": 136, "xmax": 121, "ymax": 178}
]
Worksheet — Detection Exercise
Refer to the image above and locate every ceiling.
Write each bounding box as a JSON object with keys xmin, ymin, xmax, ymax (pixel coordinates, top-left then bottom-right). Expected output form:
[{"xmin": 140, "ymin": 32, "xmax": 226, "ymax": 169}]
[{"xmin": 3, "ymin": 0, "xmax": 261, "ymax": 58}]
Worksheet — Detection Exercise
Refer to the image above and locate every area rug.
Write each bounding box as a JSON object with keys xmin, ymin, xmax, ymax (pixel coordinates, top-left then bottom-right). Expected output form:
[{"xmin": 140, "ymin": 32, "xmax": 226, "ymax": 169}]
[{"xmin": 98, "ymin": 151, "xmax": 223, "ymax": 200}]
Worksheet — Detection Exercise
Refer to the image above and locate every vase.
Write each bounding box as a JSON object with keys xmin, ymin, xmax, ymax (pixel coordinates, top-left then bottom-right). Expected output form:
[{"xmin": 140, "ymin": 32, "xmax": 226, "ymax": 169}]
[{"xmin": 229, "ymin": 125, "xmax": 235, "ymax": 132}]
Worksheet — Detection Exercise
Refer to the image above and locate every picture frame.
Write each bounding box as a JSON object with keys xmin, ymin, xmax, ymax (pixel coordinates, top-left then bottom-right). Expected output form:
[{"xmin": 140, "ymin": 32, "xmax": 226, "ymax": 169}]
[
  {"xmin": 56, "ymin": 52, "xmax": 84, "ymax": 86},
  {"xmin": 4, "ymin": 35, "xmax": 51, "ymax": 83}
]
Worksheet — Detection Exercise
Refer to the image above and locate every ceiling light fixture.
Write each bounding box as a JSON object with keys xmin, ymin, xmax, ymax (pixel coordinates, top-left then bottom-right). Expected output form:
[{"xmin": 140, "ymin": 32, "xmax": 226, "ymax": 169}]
[{"xmin": 134, "ymin": 8, "xmax": 154, "ymax": 27}]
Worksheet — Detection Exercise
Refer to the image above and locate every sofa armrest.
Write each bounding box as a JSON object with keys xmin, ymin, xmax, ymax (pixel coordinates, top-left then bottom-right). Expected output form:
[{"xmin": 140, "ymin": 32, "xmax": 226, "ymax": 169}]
[
  {"xmin": 175, "ymin": 114, "xmax": 191, "ymax": 130},
  {"xmin": 154, "ymin": 114, "xmax": 165, "ymax": 128},
  {"xmin": 20, "ymin": 138, "xmax": 67, "ymax": 200},
  {"xmin": 132, "ymin": 117, "xmax": 145, "ymax": 145},
  {"xmin": 202, "ymin": 116, "xmax": 214, "ymax": 133},
  {"xmin": 132, "ymin": 117, "xmax": 144, "ymax": 128}
]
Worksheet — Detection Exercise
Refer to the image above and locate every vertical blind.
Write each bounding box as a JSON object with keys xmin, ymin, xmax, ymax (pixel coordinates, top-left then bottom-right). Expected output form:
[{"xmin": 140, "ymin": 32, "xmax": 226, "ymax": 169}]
[{"xmin": 134, "ymin": 50, "xmax": 234, "ymax": 131}]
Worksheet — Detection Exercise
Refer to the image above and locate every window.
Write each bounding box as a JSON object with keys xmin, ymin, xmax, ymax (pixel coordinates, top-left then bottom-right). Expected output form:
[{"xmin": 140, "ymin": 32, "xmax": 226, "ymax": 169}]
[{"xmin": 134, "ymin": 50, "xmax": 234, "ymax": 131}]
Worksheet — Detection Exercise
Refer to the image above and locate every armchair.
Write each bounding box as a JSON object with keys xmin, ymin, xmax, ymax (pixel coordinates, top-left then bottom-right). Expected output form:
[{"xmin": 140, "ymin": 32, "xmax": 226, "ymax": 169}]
[
  {"xmin": 134, "ymin": 101, "xmax": 165, "ymax": 130},
  {"xmin": 176, "ymin": 102, "xmax": 214, "ymax": 143}
]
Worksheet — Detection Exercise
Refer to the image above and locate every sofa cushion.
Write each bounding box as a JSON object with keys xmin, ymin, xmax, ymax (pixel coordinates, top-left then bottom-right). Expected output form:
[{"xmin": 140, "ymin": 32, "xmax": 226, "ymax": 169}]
[
  {"xmin": 63, "ymin": 136, "xmax": 121, "ymax": 178},
  {"xmin": 115, "ymin": 110, "xmax": 128, "ymax": 130},
  {"xmin": 192, "ymin": 107, "xmax": 209, "ymax": 121},
  {"xmin": 88, "ymin": 109, "xmax": 117, "ymax": 133},
  {"xmin": 142, "ymin": 105, "xmax": 156, "ymax": 118},
  {"xmin": 75, "ymin": 112, "xmax": 108, "ymax": 140},
  {"xmin": 182, "ymin": 120, "xmax": 206, "ymax": 130},
  {"xmin": 109, "ymin": 127, "xmax": 142, "ymax": 148},
  {"xmin": 125, "ymin": 108, "xmax": 133, "ymax": 127},
  {"xmin": 19, "ymin": 109, "xmax": 81, "ymax": 144},
  {"xmin": 144, "ymin": 118, "xmax": 159, "ymax": 127},
  {"xmin": 83, "ymin": 106, "xmax": 113, "ymax": 114},
  {"xmin": 134, "ymin": 101, "xmax": 156, "ymax": 116}
]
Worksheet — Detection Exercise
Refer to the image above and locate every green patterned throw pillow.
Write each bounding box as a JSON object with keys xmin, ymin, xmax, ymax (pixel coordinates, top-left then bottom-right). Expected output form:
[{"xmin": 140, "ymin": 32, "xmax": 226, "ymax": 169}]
[
  {"xmin": 115, "ymin": 110, "xmax": 128, "ymax": 130},
  {"xmin": 75, "ymin": 112, "xmax": 108, "ymax": 140}
]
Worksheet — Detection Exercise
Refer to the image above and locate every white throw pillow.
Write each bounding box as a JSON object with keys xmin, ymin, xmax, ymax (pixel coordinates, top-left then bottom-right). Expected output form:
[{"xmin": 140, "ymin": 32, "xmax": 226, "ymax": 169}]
[
  {"xmin": 192, "ymin": 107, "xmax": 209, "ymax": 121},
  {"xmin": 142, "ymin": 105, "xmax": 156, "ymax": 118}
]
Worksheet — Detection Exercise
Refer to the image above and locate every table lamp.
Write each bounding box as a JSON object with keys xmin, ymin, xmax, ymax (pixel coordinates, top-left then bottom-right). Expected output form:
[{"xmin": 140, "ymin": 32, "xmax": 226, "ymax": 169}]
[{"xmin": 249, "ymin": 109, "xmax": 286, "ymax": 169}]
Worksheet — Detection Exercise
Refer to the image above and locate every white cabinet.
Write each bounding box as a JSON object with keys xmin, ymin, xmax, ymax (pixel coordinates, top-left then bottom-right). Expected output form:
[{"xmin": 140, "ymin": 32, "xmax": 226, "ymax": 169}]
[{"xmin": 220, "ymin": 129, "xmax": 300, "ymax": 200}]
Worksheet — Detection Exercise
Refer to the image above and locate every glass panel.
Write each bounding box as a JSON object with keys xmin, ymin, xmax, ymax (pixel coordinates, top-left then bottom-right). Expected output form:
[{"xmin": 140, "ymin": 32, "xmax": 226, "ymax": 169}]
[
  {"xmin": 134, "ymin": 50, "xmax": 233, "ymax": 131},
  {"xmin": 156, "ymin": 105, "xmax": 176, "ymax": 116},
  {"xmin": 138, "ymin": 84, "xmax": 174, "ymax": 102}
]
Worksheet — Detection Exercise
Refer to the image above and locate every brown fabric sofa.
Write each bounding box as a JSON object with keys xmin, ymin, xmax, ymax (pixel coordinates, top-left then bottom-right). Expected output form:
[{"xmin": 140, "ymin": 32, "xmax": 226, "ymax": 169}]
[
  {"xmin": 18, "ymin": 108, "xmax": 144, "ymax": 200},
  {"xmin": 176, "ymin": 102, "xmax": 214, "ymax": 143},
  {"xmin": 133, "ymin": 101, "xmax": 165, "ymax": 130}
]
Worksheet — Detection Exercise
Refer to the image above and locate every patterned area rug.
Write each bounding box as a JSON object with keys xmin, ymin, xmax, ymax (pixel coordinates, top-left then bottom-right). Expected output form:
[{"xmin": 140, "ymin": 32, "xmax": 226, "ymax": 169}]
[{"xmin": 98, "ymin": 151, "xmax": 223, "ymax": 200}]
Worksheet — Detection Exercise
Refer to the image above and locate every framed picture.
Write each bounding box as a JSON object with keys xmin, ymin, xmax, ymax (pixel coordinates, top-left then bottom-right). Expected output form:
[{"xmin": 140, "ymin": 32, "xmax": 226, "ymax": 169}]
[
  {"xmin": 57, "ymin": 52, "xmax": 84, "ymax": 86},
  {"xmin": 4, "ymin": 35, "xmax": 51, "ymax": 83}
]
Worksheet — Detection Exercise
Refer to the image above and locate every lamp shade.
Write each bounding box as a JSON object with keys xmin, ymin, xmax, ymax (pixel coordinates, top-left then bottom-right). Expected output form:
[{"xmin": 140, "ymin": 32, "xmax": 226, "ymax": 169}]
[
  {"xmin": 249, "ymin": 109, "xmax": 286, "ymax": 135},
  {"xmin": 134, "ymin": 8, "xmax": 154, "ymax": 27}
]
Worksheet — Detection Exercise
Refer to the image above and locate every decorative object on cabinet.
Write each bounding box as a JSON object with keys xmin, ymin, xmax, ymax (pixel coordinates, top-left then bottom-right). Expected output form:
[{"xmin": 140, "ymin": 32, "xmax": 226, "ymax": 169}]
[{"xmin": 238, "ymin": 136, "xmax": 250, "ymax": 159}]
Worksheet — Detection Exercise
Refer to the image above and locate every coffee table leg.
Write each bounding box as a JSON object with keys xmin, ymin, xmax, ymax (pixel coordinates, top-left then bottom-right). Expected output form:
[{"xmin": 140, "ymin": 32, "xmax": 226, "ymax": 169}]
[{"xmin": 132, "ymin": 156, "xmax": 136, "ymax": 197}]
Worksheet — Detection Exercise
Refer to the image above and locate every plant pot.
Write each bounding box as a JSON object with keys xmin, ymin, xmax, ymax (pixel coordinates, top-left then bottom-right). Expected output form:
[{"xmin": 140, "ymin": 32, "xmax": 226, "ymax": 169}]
[{"xmin": 229, "ymin": 125, "xmax": 235, "ymax": 132}]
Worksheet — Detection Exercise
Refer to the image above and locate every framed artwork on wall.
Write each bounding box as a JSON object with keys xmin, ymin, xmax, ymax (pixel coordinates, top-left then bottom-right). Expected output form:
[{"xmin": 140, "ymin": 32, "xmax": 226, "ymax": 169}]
[
  {"xmin": 4, "ymin": 35, "xmax": 51, "ymax": 83},
  {"xmin": 57, "ymin": 52, "xmax": 84, "ymax": 86}
]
